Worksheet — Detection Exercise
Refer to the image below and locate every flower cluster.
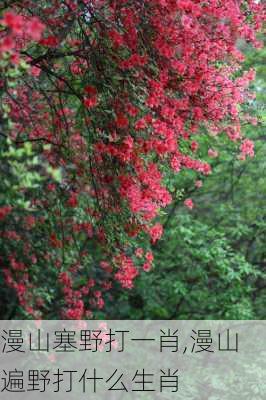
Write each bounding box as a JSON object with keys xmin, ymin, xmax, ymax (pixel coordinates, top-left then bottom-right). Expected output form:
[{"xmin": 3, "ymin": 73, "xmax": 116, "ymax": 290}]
[
  {"xmin": 0, "ymin": 11, "xmax": 45, "ymax": 57},
  {"xmin": 0, "ymin": 0, "xmax": 264, "ymax": 318}
]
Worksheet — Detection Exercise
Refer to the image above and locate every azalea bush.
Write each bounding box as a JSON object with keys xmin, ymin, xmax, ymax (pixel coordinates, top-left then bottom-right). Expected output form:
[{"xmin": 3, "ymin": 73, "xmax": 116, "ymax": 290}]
[
  {"xmin": 110, "ymin": 37, "xmax": 266, "ymax": 321},
  {"xmin": 0, "ymin": 0, "xmax": 265, "ymax": 319}
]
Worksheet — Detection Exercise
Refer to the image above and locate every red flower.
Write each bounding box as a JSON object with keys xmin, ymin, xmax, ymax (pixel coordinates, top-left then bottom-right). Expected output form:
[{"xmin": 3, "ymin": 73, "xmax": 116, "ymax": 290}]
[
  {"xmin": 67, "ymin": 194, "xmax": 78, "ymax": 208},
  {"xmin": 191, "ymin": 141, "xmax": 199, "ymax": 152},
  {"xmin": 84, "ymin": 96, "xmax": 97, "ymax": 108},
  {"xmin": 115, "ymin": 113, "xmax": 129, "ymax": 129},
  {"xmin": 0, "ymin": 36, "xmax": 15, "ymax": 52},
  {"xmin": 84, "ymin": 85, "xmax": 97, "ymax": 96},
  {"xmin": 50, "ymin": 233, "xmax": 62, "ymax": 248},
  {"xmin": 2, "ymin": 12, "xmax": 24, "ymax": 34},
  {"xmin": 25, "ymin": 17, "xmax": 45, "ymax": 41},
  {"xmin": 0, "ymin": 206, "xmax": 12, "ymax": 220},
  {"xmin": 39, "ymin": 36, "xmax": 58, "ymax": 47},
  {"xmin": 108, "ymin": 29, "xmax": 124, "ymax": 47}
]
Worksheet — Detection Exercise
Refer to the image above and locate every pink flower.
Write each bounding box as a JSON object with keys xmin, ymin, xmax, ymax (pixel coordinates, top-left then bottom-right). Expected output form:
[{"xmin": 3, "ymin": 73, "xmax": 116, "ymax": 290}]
[
  {"xmin": 25, "ymin": 17, "xmax": 45, "ymax": 41},
  {"xmin": 97, "ymin": 298, "xmax": 105, "ymax": 309},
  {"xmin": 31, "ymin": 66, "xmax": 41, "ymax": 77},
  {"xmin": 145, "ymin": 252, "xmax": 154, "ymax": 263},
  {"xmin": 0, "ymin": 36, "xmax": 15, "ymax": 52},
  {"xmin": 240, "ymin": 139, "xmax": 254, "ymax": 159},
  {"xmin": 184, "ymin": 198, "xmax": 194, "ymax": 209},
  {"xmin": 195, "ymin": 180, "xmax": 203, "ymax": 188},
  {"xmin": 10, "ymin": 53, "xmax": 20, "ymax": 65},
  {"xmin": 2, "ymin": 12, "xmax": 24, "ymax": 34},
  {"xmin": 100, "ymin": 261, "xmax": 112, "ymax": 272},
  {"xmin": 171, "ymin": 155, "xmax": 181, "ymax": 172},
  {"xmin": 24, "ymin": 215, "xmax": 36, "ymax": 228},
  {"xmin": 135, "ymin": 248, "xmax": 144, "ymax": 257},
  {"xmin": 208, "ymin": 148, "xmax": 219, "ymax": 158},
  {"xmin": 191, "ymin": 141, "xmax": 199, "ymax": 152},
  {"xmin": 58, "ymin": 272, "xmax": 72, "ymax": 287},
  {"xmin": 143, "ymin": 262, "xmax": 152, "ymax": 272},
  {"xmin": 114, "ymin": 253, "xmax": 139, "ymax": 289},
  {"xmin": 148, "ymin": 223, "xmax": 163, "ymax": 243}
]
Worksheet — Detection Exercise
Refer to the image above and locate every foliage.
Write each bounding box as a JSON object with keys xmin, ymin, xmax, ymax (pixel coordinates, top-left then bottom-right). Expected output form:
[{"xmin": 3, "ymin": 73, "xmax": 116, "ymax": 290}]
[{"xmin": 0, "ymin": 0, "xmax": 265, "ymax": 319}]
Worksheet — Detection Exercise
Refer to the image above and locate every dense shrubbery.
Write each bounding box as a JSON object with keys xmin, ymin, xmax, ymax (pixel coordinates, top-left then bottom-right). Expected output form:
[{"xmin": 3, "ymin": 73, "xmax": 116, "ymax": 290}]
[{"xmin": 0, "ymin": 1, "xmax": 265, "ymax": 319}]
